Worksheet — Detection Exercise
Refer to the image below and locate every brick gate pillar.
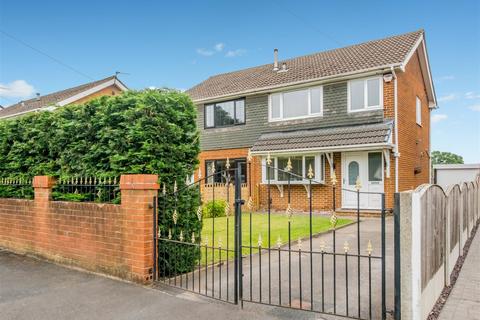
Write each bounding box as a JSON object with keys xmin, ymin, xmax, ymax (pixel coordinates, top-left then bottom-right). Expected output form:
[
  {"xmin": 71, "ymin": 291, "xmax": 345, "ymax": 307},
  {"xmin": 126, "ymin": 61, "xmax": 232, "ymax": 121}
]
[
  {"xmin": 33, "ymin": 176, "xmax": 56, "ymax": 252},
  {"xmin": 120, "ymin": 174, "xmax": 159, "ymax": 283}
]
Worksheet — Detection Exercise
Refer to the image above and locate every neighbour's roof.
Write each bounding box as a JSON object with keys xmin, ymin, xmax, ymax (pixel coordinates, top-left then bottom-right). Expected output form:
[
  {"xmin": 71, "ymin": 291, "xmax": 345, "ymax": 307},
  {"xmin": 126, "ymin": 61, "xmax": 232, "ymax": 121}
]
[
  {"xmin": 250, "ymin": 121, "xmax": 393, "ymax": 153},
  {"xmin": 187, "ymin": 30, "xmax": 424, "ymax": 102},
  {"xmin": 0, "ymin": 76, "xmax": 128, "ymax": 119},
  {"xmin": 433, "ymin": 164, "xmax": 480, "ymax": 170}
]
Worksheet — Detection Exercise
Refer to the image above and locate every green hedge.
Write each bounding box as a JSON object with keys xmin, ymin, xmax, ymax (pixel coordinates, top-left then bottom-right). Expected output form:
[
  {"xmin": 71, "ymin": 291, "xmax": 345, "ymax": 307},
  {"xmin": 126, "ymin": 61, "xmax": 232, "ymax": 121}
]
[{"xmin": 0, "ymin": 89, "xmax": 201, "ymax": 274}]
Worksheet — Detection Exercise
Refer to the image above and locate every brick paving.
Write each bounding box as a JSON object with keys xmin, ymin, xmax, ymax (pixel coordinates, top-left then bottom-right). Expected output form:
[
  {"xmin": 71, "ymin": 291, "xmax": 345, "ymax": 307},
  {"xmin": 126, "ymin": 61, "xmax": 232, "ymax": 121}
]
[{"xmin": 439, "ymin": 229, "xmax": 480, "ymax": 320}]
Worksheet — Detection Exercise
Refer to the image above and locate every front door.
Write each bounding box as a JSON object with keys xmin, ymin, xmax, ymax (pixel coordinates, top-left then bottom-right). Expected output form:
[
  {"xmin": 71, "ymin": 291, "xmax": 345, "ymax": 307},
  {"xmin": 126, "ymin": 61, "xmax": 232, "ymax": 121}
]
[{"xmin": 342, "ymin": 151, "xmax": 384, "ymax": 209}]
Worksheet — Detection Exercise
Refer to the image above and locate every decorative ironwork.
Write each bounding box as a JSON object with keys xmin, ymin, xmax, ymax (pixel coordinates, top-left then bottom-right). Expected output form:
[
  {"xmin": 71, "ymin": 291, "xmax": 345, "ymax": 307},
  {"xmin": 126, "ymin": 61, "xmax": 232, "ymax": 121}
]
[
  {"xmin": 307, "ymin": 164, "xmax": 314, "ymax": 179},
  {"xmin": 331, "ymin": 171, "xmax": 337, "ymax": 186},
  {"xmin": 52, "ymin": 176, "xmax": 119, "ymax": 203},
  {"xmin": 355, "ymin": 176, "xmax": 362, "ymax": 191},
  {"xmin": 266, "ymin": 152, "xmax": 272, "ymax": 166},
  {"xmin": 196, "ymin": 206, "xmax": 202, "ymax": 221},
  {"xmin": 286, "ymin": 203, "xmax": 293, "ymax": 221},
  {"xmin": 172, "ymin": 209, "xmax": 178, "ymax": 225},
  {"xmin": 246, "ymin": 196, "xmax": 254, "ymax": 210},
  {"xmin": 285, "ymin": 158, "xmax": 292, "ymax": 172},
  {"xmin": 367, "ymin": 240, "xmax": 373, "ymax": 256},
  {"xmin": 154, "ymin": 158, "xmax": 389, "ymax": 320},
  {"xmin": 225, "ymin": 158, "xmax": 231, "ymax": 170},
  {"xmin": 330, "ymin": 211, "xmax": 338, "ymax": 229},
  {"xmin": 247, "ymin": 149, "xmax": 253, "ymax": 162},
  {"xmin": 0, "ymin": 177, "xmax": 34, "ymax": 199},
  {"xmin": 224, "ymin": 202, "xmax": 231, "ymax": 217},
  {"xmin": 276, "ymin": 236, "xmax": 282, "ymax": 248},
  {"xmin": 344, "ymin": 240, "xmax": 350, "ymax": 253}
]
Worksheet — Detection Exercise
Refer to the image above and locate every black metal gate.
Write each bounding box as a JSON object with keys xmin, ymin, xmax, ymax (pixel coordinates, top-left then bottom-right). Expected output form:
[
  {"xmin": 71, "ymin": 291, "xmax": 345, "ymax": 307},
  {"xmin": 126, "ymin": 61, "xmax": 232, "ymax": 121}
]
[{"xmin": 153, "ymin": 159, "xmax": 392, "ymax": 319}]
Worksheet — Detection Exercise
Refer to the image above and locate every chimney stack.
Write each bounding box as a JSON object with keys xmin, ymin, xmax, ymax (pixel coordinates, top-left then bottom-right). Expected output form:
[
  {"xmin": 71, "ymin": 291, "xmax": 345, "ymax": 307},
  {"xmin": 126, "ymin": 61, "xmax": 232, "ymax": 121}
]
[
  {"xmin": 273, "ymin": 48, "xmax": 279, "ymax": 71},
  {"xmin": 36, "ymin": 93, "xmax": 40, "ymax": 101}
]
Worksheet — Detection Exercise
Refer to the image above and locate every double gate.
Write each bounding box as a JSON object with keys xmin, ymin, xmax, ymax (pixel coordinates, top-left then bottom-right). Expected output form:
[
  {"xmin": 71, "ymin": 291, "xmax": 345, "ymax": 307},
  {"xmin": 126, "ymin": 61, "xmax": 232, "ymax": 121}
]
[{"xmin": 153, "ymin": 163, "xmax": 394, "ymax": 320}]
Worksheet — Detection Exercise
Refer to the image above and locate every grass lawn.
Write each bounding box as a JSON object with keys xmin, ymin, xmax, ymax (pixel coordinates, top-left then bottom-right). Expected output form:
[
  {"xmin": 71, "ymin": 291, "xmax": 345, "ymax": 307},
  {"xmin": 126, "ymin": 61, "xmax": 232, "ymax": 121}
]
[{"xmin": 200, "ymin": 213, "xmax": 351, "ymax": 265}]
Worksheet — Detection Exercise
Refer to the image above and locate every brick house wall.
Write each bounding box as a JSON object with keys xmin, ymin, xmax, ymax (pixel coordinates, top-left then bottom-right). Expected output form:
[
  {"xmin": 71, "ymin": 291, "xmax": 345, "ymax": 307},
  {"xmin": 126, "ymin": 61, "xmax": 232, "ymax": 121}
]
[{"xmin": 397, "ymin": 50, "xmax": 431, "ymax": 191}]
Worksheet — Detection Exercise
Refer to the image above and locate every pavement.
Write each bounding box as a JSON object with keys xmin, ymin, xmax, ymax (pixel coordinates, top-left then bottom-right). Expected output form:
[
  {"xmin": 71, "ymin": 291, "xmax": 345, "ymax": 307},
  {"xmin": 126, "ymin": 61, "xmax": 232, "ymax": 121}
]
[
  {"xmin": 439, "ymin": 227, "xmax": 480, "ymax": 320},
  {"xmin": 0, "ymin": 249, "xmax": 337, "ymax": 320}
]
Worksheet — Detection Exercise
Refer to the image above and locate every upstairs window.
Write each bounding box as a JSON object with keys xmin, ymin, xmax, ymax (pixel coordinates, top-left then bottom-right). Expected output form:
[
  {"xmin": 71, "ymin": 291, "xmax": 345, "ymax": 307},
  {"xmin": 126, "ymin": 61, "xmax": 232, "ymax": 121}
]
[
  {"xmin": 348, "ymin": 77, "xmax": 382, "ymax": 112},
  {"xmin": 269, "ymin": 86, "xmax": 323, "ymax": 121},
  {"xmin": 416, "ymin": 96, "xmax": 422, "ymax": 125},
  {"xmin": 205, "ymin": 99, "xmax": 245, "ymax": 128}
]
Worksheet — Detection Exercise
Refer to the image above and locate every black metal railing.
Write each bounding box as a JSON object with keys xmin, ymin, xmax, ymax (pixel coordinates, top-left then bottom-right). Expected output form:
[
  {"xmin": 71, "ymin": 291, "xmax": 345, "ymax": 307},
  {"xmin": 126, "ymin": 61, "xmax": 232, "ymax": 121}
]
[
  {"xmin": 52, "ymin": 177, "xmax": 120, "ymax": 203},
  {"xmin": 0, "ymin": 177, "xmax": 34, "ymax": 199},
  {"xmin": 155, "ymin": 166, "xmax": 240, "ymax": 304},
  {"xmin": 153, "ymin": 157, "xmax": 391, "ymax": 320}
]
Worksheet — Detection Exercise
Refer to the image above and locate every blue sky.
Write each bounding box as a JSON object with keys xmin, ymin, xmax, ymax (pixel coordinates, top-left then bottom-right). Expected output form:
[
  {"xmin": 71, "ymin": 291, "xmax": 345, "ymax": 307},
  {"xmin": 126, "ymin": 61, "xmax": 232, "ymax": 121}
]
[{"xmin": 0, "ymin": 0, "xmax": 479, "ymax": 162}]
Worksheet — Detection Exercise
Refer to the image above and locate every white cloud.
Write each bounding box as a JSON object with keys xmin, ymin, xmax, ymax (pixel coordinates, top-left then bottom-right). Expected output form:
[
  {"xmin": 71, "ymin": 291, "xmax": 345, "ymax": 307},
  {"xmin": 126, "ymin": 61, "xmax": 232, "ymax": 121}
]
[
  {"xmin": 0, "ymin": 80, "xmax": 35, "ymax": 99},
  {"xmin": 214, "ymin": 43, "xmax": 225, "ymax": 52},
  {"xmin": 196, "ymin": 48, "xmax": 215, "ymax": 56},
  {"xmin": 437, "ymin": 94, "xmax": 455, "ymax": 102},
  {"xmin": 465, "ymin": 91, "xmax": 480, "ymax": 99},
  {"xmin": 431, "ymin": 114, "xmax": 448, "ymax": 123},
  {"xmin": 225, "ymin": 49, "xmax": 246, "ymax": 57},
  {"xmin": 469, "ymin": 104, "xmax": 480, "ymax": 112}
]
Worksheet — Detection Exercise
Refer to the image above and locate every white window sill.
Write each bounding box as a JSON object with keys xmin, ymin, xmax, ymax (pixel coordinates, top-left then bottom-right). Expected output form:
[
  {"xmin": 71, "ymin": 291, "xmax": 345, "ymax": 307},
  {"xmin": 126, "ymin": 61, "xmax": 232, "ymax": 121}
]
[{"xmin": 348, "ymin": 106, "xmax": 383, "ymax": 113}]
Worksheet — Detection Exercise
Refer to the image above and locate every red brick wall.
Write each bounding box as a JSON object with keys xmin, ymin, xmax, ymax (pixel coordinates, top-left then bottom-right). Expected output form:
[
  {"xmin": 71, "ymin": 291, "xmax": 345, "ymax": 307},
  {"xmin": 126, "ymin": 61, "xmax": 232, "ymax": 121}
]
[
  {"xmin": 0, "ymin": 175, "xmax": 158, "ymax": 283},
  {"xmin": 397, "ymin": 51, "xmax": 431, "ymax": 191}
]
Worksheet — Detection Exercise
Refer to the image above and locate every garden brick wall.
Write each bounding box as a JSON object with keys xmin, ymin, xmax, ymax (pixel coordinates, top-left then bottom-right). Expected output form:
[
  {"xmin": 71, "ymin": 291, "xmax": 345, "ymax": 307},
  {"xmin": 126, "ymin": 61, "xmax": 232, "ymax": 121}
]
[{"xmin": 0, "ymin": 174, "xmax": 158, "ymax": 284}]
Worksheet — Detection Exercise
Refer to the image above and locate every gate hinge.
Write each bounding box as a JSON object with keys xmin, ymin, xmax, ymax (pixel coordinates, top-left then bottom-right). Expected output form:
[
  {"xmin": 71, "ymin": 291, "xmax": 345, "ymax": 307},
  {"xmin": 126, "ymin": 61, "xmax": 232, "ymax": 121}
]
[{"xmin": 235, "ymin": 199, "xmax": 245, "ymax": 205}]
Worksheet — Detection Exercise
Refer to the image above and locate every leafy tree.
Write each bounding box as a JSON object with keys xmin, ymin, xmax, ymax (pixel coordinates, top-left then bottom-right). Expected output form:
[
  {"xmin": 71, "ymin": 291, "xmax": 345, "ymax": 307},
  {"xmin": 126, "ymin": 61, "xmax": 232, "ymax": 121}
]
[
  {"xmin": 431, "ymin": 151, "xmax": 464, "ymax": 165},
  {"xmin": 0, "ymin": 89, "xmax": 201, "ymax": 274}
]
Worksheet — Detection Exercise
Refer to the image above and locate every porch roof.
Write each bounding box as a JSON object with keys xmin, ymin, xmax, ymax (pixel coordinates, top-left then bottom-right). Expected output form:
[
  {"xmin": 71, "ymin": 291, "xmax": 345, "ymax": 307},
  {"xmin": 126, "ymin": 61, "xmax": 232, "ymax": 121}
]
[{"xmin": 250, "ymin": 121, "xmax": 393, "ymax": 154}]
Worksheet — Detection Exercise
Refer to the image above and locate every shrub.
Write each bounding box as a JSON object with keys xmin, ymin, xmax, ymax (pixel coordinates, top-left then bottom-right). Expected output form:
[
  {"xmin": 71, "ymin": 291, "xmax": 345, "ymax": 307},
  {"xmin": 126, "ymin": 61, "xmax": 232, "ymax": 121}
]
[
  {"xmin": 0, "ymin": 89, "xmax": 201, "ymax": 274},
  {"xmin": 202, "ymin": 200, "xmax": 227, "ymax": 218}
]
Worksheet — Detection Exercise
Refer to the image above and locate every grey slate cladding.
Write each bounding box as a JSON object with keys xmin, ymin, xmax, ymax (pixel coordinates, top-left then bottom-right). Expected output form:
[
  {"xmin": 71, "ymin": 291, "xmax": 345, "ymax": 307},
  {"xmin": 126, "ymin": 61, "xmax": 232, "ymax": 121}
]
[
  {"xmin": 250, "ymin": 121, "xmax": 393, "ymax": 153},
  {"xmin": 198, "ymin": 82, "xmax": 384, "ymax": 151}
]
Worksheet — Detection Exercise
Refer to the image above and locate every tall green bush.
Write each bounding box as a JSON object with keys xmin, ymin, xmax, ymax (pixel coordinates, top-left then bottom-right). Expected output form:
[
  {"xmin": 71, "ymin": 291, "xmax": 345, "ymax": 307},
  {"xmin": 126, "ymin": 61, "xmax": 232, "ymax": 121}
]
[{"xmin": 0, "ymin": 89, "xmax": 201, "ymax": 274}]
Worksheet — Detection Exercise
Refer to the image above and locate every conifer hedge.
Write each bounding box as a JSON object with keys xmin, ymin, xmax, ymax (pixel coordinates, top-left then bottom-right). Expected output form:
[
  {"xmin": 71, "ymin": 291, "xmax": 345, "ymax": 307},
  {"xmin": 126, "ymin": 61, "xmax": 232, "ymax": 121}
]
[{"xmin": 0, "ymin": 89, "xmax": 201, "ymax": 274}]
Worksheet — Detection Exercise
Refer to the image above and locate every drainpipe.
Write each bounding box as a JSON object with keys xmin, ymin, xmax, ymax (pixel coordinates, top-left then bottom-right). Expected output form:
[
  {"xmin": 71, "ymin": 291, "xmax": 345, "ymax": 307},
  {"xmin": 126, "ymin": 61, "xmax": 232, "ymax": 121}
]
[{"xmin": 391, "ymin": 66, "xmax": 399, "ymax": 193}]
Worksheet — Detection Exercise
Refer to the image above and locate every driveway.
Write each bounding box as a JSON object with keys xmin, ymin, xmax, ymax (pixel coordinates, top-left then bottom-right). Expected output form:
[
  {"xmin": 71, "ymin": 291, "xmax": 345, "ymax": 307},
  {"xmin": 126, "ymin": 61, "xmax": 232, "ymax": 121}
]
[
  {"xmin": 0, "ymin": 249, "xmax": 336, "ymax": 320},
  {"xmin": 161, "ymin": 216, "xmax": 395, "ymax": 320}
]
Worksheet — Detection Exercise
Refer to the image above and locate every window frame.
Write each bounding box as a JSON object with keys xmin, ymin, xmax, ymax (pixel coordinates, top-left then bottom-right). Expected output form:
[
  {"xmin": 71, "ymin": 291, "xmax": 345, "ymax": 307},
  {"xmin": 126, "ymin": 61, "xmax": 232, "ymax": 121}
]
[
  {"xmin": 261, "ymin": 153, "xmax": 325, "ymax": 184},
  {"xmin": 205, "ymin": 158, "xmax": 247, "ymax": 184},
  {"xmin": 268, "ymin": 86, "xmax": 323, "ymax": 122},
  {"xmin": 347, "ymin": 76, "xmax": 383, "ymax": 113},
  {"xmin": 416, "ymin": 96, "xmax": 422, "ymax": 126},
  {"xmin": 204, "ymin": 98, "xmax": 246, "ymax": 129}
]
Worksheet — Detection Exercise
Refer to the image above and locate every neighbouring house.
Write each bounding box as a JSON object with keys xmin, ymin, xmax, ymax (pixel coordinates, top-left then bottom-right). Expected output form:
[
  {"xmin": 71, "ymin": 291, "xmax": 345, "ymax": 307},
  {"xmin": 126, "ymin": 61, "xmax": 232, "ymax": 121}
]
[
  {"xmin": 0, "ymin": 75, "xmax": 128, "ymax": 119},
  {"xmin": 433, "ymin": 164, "xmax": 480, "ymax": 188},
  {"xmin": 187, "ymin": 30, "xmax": 436, "ymax": 212}
]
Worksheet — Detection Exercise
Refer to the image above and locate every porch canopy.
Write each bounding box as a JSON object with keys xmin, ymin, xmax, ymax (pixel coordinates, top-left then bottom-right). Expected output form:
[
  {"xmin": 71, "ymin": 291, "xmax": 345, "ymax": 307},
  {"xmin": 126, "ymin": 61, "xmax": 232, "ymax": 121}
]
[{"xmin": 250, "ymin": 121, "xmax": 394, "ymax": 180}]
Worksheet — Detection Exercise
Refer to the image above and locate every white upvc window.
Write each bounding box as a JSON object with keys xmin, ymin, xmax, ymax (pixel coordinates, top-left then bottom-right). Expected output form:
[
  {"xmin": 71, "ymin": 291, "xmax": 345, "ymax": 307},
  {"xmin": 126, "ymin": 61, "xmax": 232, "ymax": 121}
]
[
  {"xmin": 269, "ymin": 86, "xmax": 323, "ymax": 122},
  {"xmin": 261, "ymin": 154, "xmax": 325, "ymax": 184},
  {"xmin": 416, "ymin": 96, "xmax": 422, "ymax": 125},
  {"xmin": 347, "ymin": 77, "xmax": 383, "ymax": 112}
]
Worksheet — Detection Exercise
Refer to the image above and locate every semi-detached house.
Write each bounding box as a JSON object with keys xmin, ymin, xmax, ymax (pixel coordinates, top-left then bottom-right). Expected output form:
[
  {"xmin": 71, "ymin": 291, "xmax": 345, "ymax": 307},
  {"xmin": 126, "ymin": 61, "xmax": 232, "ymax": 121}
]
[{"xmin": 187, "ymin": 30, "xmax": 436, "ymax": 211}]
